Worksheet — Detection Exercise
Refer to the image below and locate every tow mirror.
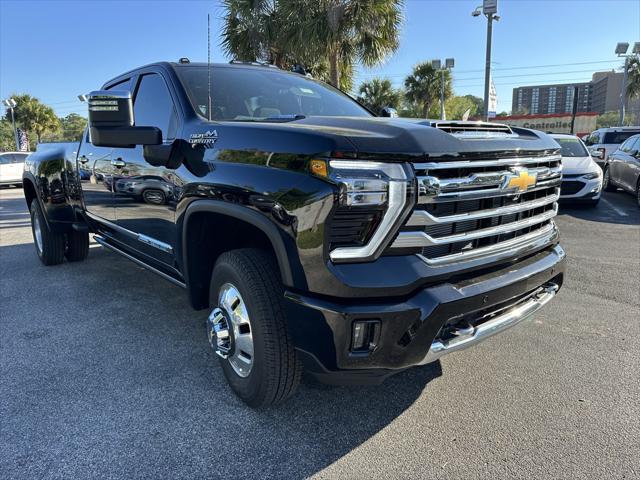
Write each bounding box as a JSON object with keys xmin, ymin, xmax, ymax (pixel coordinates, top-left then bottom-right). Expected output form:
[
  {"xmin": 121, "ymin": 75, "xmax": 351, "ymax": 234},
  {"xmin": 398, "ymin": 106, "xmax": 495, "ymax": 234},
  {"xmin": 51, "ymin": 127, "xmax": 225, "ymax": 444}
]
[{"xmin": 87, "ymin": 90, "xmax": 161, "ymax": 148}]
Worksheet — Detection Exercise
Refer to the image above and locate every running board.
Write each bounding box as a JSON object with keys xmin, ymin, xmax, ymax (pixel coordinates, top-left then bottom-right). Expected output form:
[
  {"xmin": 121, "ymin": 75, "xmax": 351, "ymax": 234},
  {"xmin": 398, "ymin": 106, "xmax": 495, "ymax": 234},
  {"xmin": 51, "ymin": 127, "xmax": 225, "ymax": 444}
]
[{"xmin": 93, "ymin": 235, "xmax": 186, "ymax": 289}]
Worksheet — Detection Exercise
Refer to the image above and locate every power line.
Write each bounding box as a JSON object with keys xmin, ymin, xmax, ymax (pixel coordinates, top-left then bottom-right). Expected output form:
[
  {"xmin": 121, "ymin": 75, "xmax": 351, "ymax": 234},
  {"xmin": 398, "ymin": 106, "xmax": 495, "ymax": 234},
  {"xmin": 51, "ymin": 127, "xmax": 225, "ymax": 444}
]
[{"xmin": 356, "ymin": 59, "xmax": 620, "ymax": 78}]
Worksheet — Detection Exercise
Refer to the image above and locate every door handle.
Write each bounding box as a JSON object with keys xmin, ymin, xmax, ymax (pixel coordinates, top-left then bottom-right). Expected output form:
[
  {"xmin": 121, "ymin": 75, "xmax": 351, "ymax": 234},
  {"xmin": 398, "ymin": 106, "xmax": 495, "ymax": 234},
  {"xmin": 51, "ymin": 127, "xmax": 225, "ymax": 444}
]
[{"xmin": 111, "ymin": 158, "xmax": 125, "ymax": 168}]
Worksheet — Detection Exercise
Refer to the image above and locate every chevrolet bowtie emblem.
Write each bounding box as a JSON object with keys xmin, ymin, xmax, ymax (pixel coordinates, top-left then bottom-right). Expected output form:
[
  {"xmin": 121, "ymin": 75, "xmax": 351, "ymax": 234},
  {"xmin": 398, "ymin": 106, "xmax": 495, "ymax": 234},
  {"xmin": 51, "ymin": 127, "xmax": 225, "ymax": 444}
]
[{"xmin": 505, "ymin": 169, "xmax": 537, "ymax": 193}]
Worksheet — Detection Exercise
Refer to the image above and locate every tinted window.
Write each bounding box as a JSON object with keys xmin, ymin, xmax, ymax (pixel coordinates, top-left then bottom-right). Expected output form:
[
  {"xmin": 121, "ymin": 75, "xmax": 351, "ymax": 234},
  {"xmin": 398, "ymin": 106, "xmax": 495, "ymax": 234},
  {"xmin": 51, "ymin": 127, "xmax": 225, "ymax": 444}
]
[
  {"xmin": 555, "ymin": 137, "xmax": 588, "ymax": 157},
  {"xmin": 603, "ymin": 130, "xmax": 640, "ymax": 144},
  {"xmin": 176, "ymin": 66, "xmax": 370, "ymax": 121},
  {"xmin": 133, "ymin": 74, "xmax": 177, "ymax": 140},
  {"xmin": 0, "ymin": 154, "xmax": 11, "ymax": 164}
]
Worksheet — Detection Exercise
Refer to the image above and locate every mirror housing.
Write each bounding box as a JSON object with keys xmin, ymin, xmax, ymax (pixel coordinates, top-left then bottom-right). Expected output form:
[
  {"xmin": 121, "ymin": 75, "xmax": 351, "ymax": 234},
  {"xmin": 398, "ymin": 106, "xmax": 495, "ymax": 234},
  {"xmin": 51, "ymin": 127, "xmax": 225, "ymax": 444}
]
[
  {"xmin": 380, "ymin": 107, "xmax": 398, "ymax": 118},
  {"xmin": 87, "ymin": 90, "xmax": 162, "ymax": 148}
]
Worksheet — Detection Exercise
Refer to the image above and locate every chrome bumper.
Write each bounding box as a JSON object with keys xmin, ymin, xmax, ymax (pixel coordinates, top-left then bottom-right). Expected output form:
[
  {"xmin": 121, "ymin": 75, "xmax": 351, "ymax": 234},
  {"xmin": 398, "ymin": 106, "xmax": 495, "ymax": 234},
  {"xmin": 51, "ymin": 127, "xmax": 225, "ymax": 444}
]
[{"xmin": 420, "ymin": 282, "xmax": 559, "ymax": 365}]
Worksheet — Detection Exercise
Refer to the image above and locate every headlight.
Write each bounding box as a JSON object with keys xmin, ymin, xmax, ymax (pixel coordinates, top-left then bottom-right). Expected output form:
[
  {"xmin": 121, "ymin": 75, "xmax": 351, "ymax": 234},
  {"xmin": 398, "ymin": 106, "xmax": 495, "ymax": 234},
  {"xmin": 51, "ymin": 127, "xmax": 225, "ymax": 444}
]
[
  {"xmin": 582, "ymin": 171, "xmax": 601, "ymax": 180},
  {"xmin": 314, "ymin": 159, "xmax": 414, "ymax": 262}
]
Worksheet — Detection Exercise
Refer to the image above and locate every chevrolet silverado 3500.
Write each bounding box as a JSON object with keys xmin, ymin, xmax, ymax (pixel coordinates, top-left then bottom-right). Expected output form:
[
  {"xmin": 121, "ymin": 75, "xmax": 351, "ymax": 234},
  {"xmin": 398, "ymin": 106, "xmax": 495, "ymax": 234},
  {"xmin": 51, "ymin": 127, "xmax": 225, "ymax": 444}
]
[{"xmin": 24, "ymin": 61, "xmax": 565, "ymax": 406}]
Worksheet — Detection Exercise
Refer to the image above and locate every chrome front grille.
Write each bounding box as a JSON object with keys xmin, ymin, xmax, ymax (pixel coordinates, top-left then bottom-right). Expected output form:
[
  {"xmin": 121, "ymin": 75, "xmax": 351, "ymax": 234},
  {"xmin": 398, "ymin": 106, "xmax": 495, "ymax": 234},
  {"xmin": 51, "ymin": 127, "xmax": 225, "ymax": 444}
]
[{"xmin": 389, "ymin": 154, "xmax": 562, "ymax": 265}]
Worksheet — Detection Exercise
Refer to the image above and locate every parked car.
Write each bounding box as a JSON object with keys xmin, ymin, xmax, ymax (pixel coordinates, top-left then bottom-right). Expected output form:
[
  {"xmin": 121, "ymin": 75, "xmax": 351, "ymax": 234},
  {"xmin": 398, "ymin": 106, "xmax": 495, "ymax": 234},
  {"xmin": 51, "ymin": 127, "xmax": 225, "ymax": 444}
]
[
  {"xmin": 603, "ymin": 133, "xmax": 640, "ymax": 207},
  {"xmin": 550, "ymin": 134, "xmax": 602, "ymax": 206},
  {"xmin": 114, "ymin": 175, "xmax": 174, "ymax": 205},
  {"xmin": 22, "ymin": 61, "xmax": 566, "ymax": 407},
  {"xmin": 0, "ymin": 151, "xmax": 29, "ymax": 186},
  {"xmin": 584, "ymin": 127, "xmax": 640, "ymax": 169}
]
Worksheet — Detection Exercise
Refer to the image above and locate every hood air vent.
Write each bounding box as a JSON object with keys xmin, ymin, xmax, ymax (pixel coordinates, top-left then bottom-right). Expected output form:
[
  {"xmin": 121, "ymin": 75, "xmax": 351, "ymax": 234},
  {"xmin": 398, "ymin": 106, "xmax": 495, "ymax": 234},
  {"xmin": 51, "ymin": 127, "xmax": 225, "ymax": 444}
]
[{"xmin": 434, "ymin": 121, "xmax": 514, "ymax": 137}]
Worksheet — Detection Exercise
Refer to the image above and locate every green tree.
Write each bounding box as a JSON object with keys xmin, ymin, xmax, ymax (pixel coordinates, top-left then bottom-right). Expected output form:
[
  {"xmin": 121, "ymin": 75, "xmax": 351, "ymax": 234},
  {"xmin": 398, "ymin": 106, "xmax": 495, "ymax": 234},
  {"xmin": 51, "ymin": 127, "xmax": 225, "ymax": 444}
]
[
  {"xmin": 596, "ymin": 110, "xmax": 634, "ymax": 128},
  {"xmin": 445, "ymin": 95, "xmax": 479, "ymax": 120},
  {"xmin": 279, "ymin": 0, "xmax": 403, "ymax": 89},
  {"xmin": 0, "ymin": 119, "xmax": 16, "ymax": 151},
  {"xmin": 463, "ymin": 94, "xmax": 484, "ymax": 114},
  {"xmin": 404, "ymin": 62, "xmax": 452, "ymax": 118},
  {"xmin": 60, "ymin": 113, "xmax": 87, "ymax": 141},
  {"xmin": 221, "ymin": 0, "xmax": 290, "ymax": 67},
  {"xmin": 357, "ymin": 78, "xmax": 401, "ymax": 114},
  {"xmin": 626, "ymin": 56, "xmax": 640, "ymax": 101},
  {"xmin": 3, "ymin": 93, "xmax": 60, "ymax": 148}
]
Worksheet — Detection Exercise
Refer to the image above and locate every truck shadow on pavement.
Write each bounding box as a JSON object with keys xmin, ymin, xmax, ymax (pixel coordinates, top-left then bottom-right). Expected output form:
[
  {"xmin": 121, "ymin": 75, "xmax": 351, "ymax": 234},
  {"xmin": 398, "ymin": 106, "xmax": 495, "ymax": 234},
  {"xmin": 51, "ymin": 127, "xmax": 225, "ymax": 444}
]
[{"xmin": 0, "ymin": 241, "xmax": 442, "ymax": 480}]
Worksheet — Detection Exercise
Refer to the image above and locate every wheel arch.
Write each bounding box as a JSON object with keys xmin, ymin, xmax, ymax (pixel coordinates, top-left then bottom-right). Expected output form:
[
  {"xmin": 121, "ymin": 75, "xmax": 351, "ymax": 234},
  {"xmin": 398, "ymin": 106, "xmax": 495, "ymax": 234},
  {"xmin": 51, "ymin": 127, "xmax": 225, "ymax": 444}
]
[{"xmin": 178, "ymin": 200, "xmax": 304, "ymax": 310}]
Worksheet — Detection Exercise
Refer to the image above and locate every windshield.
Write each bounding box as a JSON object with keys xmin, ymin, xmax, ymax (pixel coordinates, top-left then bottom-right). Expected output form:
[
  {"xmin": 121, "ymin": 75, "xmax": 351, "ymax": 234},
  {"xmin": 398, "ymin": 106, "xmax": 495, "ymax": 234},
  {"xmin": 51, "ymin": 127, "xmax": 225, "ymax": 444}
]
[
  {"xmin": 602, "ymin": 130, "xmax": 640, "ymax": 144},
  {"xmin": 555, "ymin": 137, "xmax": 588, "ymax": 157},
  {"xmin": 176, "ymin": 66, "xmax": 371, "ymax": 121}
]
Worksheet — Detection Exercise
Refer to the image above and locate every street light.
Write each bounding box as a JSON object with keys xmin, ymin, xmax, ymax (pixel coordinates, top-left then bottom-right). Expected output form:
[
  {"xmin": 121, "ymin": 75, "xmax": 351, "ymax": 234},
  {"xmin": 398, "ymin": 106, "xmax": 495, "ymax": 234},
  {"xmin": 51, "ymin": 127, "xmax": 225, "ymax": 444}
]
[
  {"xmin": 473, "ymin": 0, "xmax": 500, "ymax": 121},
  {"xmin": 616, "ymin": 41, "xmax": 640, "ymax": 126},
  {"xmin": 431, "ymin": 58, "xmax": 455, "ymax": 120},
  {"xmin": 2, "ymin": 98, "xmax": 19, "ymax": 150}
]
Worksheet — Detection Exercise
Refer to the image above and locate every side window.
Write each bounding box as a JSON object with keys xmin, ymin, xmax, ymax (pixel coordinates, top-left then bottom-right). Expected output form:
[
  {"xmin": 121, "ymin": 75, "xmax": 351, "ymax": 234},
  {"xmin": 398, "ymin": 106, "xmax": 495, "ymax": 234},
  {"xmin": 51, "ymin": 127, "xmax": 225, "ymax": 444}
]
[
  {"xmin": 0, "ymin": 154, "xmax": 10, "ymax": 165},
  {"xmin": 133, "ymin": 74, "xmax": 177, "ymax": 141},
  {"xmin": 619, "ymin": 137, "xmax": 634, "ymax": 153},
  {"xmin": 586, "ymin": 132, "xmax": 599, "ymax": 146}
]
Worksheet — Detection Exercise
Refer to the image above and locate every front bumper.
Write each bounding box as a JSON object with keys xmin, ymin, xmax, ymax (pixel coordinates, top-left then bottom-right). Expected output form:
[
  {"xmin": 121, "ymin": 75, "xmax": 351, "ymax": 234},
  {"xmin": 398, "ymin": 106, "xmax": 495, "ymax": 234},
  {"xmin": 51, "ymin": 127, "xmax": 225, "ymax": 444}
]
[
  {"xmin": 285, "ymin": 244, "xmax": 565, "ymax": 385},
  {"xmin": 560, "ymin": 175, "xmax": 602, "ymax": 200}
]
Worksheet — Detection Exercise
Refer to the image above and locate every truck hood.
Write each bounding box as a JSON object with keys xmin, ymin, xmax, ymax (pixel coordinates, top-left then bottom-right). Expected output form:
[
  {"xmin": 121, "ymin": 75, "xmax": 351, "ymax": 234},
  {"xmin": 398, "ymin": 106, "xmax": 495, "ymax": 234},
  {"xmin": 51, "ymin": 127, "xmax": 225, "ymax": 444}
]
[{"xmin": 269, "ymin": 116, "xmax": 560, "ymax": 160}]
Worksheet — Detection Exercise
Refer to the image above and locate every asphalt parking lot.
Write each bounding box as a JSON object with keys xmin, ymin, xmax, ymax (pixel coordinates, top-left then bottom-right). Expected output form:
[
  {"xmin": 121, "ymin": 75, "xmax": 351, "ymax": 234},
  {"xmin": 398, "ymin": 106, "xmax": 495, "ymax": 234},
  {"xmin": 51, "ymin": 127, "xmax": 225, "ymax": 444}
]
[{"xmin": 1, "ymin": 186, "xmax": 639, "ymax": 480}]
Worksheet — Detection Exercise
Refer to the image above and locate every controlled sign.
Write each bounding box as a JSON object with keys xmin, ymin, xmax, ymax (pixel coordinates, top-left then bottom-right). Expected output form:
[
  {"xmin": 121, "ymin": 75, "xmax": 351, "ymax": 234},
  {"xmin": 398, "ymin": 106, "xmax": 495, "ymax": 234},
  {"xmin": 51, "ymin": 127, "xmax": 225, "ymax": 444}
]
[{"xmin": 494, "ymin": 112, "xmax": 598, "ymax": 135}]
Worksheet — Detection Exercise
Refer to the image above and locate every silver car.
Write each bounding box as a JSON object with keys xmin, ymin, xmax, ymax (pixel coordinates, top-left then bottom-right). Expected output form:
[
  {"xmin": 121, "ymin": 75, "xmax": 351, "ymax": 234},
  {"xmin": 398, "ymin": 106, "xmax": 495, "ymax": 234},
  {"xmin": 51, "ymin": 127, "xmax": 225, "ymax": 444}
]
[
  {"xmin": 603, "ymin": 133, "xmax": 640, "ymax": 207},
  {"xmin": 584, "ymin": 127, "xmax": 640, "ymax": 169},
  {"xmin": 551, "ymin": 134, "xmax": 602, "ymax": 207}
]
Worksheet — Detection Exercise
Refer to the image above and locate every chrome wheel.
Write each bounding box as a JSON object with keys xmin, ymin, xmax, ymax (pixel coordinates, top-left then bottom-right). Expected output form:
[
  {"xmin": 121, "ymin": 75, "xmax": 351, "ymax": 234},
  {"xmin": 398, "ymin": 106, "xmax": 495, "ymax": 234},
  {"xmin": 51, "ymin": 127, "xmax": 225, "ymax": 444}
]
[
  {"xmin": 33, "ymin": 212, "xmax": 43, "ymax": 255},
  {"xmin": 142, "ymin": 189, "xmax": 165, "ymax": 205},
  {"xmin": 207, "ymin": 283, "xmax": 254, "ymax": 377}
]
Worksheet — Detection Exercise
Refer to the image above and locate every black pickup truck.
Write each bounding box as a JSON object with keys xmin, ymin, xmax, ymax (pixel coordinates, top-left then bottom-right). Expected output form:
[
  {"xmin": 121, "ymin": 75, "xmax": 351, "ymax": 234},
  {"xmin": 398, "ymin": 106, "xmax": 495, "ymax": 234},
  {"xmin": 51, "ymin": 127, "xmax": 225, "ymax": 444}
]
[{"xmin": 23, "ymin": 61, "xmax": 565, "ymax": 406}]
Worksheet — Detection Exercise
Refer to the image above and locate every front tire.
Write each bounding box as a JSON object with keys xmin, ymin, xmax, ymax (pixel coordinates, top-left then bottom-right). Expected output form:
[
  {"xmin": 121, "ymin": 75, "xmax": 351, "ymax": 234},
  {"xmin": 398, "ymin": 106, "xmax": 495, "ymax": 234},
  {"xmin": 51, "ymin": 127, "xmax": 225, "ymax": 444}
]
[
  {"xmin": 636, "ymin": 180, "xmax": 640, "ymax": 208},
  {"xmin": 142, "ymin": 189, "xmax": 166, "ymax": 205},
  {"xmin": 30, "ymin": 201, "xmax": 65, "ymax": 266},
  {"xmin": 208, "ymin": 248, "xmax": 302, "ymax": 407},
  {"xmin": 603, "ymin": 167, "xmax": 617, "ymax": 192}
]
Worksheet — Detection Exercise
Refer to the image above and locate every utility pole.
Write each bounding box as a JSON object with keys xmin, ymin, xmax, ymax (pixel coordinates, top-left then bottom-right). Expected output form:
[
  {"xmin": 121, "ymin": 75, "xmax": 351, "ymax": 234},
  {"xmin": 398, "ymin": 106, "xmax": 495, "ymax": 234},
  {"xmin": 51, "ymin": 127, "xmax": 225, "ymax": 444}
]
[
  {"xmin": 616, "ymin": 42, "xmax": 640, "ymax": 126},
  {"xmin": 2, "ymin": 98, "xmax": 18, "ymax": 150},
  {"xmin": 473, "ymin": 0, "xmax": 500, "ymax": 122}
]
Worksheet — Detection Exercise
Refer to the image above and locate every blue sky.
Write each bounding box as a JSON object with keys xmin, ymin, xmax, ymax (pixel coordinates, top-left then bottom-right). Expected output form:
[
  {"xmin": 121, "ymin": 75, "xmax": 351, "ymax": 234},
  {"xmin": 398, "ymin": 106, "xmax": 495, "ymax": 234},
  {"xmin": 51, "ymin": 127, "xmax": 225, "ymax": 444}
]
[{"xmin": 1, "ymin": 0, "xmax": 638, "ymax": 117}]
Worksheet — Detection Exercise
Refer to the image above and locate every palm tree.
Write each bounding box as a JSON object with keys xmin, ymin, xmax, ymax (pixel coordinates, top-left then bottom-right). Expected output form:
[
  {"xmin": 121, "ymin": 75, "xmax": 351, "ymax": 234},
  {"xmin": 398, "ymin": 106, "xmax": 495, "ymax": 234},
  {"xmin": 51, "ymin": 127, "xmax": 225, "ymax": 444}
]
[
  {"xmin": 4, "ymin": 93, "xmax": 60, "ymax": 147},
  {"xmin": 221, "ymin": 0, "xmax": 289, "ymax": 67},
  {"xmin": 404, "ymin": 62, "xmax": 452, "ymax": 118},
  {"xmin": 281, "ymin": 0, "xmax": 403, "ymax": 89},
  {"xmin": 357, "ymin": 78, "xmax": 401, "ymax": 114}
]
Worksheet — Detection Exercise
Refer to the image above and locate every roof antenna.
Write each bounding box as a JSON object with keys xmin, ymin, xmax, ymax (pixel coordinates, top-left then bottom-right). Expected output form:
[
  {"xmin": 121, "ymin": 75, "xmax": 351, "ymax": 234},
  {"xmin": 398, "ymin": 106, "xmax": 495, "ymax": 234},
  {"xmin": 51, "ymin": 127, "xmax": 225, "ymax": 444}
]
[{"xmin": 207, "ymin": 13, "xmax": 212, "ymax": 121}]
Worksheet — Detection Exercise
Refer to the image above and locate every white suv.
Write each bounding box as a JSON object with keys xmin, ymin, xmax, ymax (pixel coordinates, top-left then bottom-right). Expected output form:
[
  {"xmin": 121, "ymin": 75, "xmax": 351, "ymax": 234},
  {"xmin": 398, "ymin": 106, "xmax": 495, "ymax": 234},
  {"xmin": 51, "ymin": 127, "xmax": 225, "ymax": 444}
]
[
  {"xmin": 584, "ymin": 127, "xmax": 640, "ymax": 169},
  {"xmin": 0, "ymin": 152, "xmax": 29, "ymax": 186}
]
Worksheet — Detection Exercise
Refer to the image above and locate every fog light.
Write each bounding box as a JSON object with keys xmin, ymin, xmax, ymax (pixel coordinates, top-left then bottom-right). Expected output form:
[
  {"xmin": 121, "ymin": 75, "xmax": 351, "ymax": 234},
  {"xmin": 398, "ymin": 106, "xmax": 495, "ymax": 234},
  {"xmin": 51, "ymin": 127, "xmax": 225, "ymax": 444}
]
[{"xmin": 351, "ymin": 320, "xmax": 380, "ymax": 353}]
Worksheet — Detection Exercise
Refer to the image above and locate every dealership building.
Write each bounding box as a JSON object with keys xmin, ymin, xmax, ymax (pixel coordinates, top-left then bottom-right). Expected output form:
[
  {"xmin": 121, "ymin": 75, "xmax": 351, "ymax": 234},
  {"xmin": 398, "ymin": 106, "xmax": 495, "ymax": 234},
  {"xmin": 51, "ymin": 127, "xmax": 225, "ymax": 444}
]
[{"xmin": 512, "ymin": 70, "xmax": 640, "ymax": 118}]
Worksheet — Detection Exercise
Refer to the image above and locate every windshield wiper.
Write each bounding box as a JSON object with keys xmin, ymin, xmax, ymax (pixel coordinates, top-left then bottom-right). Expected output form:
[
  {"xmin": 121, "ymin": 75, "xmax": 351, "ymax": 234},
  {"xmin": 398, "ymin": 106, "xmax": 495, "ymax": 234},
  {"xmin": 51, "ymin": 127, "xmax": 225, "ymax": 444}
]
[{"xmin": 263, "ymin": 114, "xmax": 306, "ymax": 122}]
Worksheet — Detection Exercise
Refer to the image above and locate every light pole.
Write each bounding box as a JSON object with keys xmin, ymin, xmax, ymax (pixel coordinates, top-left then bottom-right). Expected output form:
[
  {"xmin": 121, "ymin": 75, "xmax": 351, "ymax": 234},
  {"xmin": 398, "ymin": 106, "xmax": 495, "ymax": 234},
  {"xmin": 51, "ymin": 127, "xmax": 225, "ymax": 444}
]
[
  {"xmin": 432, "ymin": 58, "xmax": 454, "ymax": 120},
  {"xmin": 473, "ymin": 0, "xmax": 500, "ymax": 121},
  {"xmin": 616, "ymin": 42, "xmax": 640, "ymax": 126},
  {"xmin": 2, "ymin": 98, "xmax": 18, "ymax": 150}
]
